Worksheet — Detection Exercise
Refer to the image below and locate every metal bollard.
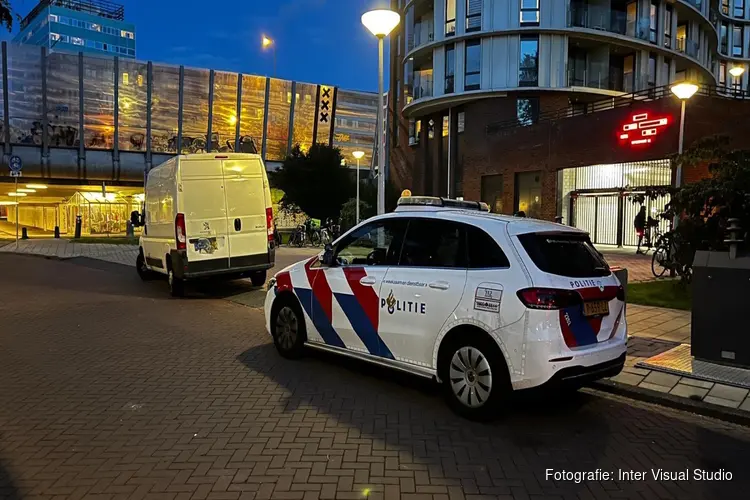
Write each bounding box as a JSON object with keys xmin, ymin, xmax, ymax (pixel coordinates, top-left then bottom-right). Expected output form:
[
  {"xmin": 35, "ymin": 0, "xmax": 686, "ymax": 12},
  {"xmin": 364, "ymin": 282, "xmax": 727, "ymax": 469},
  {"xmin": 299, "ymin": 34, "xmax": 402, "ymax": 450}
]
[
  {"xmin": 54, "ymin": 226, "xmax": 60, "ymax": 238},
  {"xmin": 21, "ymin": 227, "xmax": 28, "ymax": 239},
  {"xmin": 74, "ymin": 215, "xmax": 82, "ymax": 239}
]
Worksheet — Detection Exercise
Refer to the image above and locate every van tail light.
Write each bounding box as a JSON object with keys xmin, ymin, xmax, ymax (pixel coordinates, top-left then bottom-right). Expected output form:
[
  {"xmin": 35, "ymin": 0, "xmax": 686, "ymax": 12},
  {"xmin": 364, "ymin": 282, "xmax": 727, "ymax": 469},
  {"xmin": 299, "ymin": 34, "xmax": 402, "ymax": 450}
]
[
  {"xmin": 175, "ymin": 213, "xmax": 187, "ymax": 250},
  {"xmin": 516, "ymin": 288, "xmax": 582, "ymax": 310},
  {"xmin": 265, "ymin": 207, "xmax": 274, "ymax": 242}
]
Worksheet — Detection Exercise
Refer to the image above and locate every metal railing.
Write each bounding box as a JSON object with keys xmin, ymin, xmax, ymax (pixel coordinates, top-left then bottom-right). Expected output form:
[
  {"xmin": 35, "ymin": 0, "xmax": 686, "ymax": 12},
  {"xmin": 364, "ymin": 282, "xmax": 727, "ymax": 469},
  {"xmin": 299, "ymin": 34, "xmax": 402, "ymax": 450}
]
[
  {"xmin": 567, "ymin": 67, "xmax": 625, "ymax": 92},
  {"xmin": 567, "ymin": 5, "xmax": 650, "ymax": 41},
  {"xmin": 411, "ymin": 77, "xmax": 434, "ymax": 99},
  {"xmin": 485, "ymin": 83, "xmax": 748, "ymax": 135}
]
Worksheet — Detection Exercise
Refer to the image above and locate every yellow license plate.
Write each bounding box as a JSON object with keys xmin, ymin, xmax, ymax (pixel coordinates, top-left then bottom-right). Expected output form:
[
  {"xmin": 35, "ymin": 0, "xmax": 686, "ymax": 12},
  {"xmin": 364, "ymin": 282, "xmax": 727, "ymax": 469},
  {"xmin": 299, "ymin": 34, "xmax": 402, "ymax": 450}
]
[{"xmin": 583, "ymin": 300, "xmax": 609, "ymax": 317}]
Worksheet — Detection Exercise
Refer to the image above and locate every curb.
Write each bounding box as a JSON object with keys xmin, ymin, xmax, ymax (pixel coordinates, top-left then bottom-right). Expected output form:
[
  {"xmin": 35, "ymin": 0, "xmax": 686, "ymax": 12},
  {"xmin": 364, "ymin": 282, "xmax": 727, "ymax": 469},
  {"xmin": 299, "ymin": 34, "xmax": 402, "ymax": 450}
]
[
  {"xmin": 591, "ymin": 378, "xmax": 750, "ymax": 427},
  {"xmin": 0, "ymin": 250, "xmax": 69, "ymax": 261}
]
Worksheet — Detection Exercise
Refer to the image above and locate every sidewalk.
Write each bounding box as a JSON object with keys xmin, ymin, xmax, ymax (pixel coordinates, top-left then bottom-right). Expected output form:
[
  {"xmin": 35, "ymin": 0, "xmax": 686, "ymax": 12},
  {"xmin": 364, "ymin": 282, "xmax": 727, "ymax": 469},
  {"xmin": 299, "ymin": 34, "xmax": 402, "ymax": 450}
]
[{"xmin": 0, "ymin": 238, "xmax": 138, "ymax": 266}]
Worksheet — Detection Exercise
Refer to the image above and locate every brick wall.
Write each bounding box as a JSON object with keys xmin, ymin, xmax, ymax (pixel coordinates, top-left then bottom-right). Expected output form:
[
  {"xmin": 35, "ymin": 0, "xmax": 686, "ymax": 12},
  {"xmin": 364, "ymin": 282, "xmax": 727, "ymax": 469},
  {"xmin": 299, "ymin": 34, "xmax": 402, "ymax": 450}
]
[{"xmin": 390, "ymin": 93, "xmax": 750, "ymax": 221}]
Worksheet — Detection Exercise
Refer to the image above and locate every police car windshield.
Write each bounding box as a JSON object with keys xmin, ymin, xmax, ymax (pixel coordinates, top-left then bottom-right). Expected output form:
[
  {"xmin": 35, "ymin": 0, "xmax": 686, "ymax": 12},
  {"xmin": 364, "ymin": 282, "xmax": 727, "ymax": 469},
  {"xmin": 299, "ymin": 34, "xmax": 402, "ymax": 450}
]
[{"xmin": 517, "ymin": 232, "xmax": 611, "ymax": 278}]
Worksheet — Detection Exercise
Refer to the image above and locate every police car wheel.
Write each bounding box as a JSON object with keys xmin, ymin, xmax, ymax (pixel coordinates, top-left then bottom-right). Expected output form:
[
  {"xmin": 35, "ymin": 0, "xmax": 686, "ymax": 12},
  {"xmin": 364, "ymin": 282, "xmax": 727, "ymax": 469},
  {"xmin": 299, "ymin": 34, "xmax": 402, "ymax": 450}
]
[
  {"xmin": 442, "ymin": 336, "xmax": 509, "ymax": 421},
  {"xmin": 271, "ymin": 298, "xmax": 306, "ymax": 359}
]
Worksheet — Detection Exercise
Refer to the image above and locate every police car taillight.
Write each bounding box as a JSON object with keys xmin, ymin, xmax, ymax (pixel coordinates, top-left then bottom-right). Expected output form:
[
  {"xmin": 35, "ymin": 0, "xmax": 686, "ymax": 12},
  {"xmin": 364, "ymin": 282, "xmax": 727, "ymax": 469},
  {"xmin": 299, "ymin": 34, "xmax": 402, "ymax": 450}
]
[
  {"xmin": 517, "ymin": 288, "xmax": 582, "ymax": 310},
  {"xmin": 175, "ymin": 213, "xmax": 187, "ymax": 250}
]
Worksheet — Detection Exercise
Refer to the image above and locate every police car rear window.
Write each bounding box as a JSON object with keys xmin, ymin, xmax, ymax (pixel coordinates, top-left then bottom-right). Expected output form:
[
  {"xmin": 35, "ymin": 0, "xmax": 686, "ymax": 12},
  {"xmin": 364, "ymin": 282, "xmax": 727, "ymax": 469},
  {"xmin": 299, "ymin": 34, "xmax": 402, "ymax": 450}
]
[{"xmin": 517, "ymin": 233, "xmax": 610, "ymax": 278}]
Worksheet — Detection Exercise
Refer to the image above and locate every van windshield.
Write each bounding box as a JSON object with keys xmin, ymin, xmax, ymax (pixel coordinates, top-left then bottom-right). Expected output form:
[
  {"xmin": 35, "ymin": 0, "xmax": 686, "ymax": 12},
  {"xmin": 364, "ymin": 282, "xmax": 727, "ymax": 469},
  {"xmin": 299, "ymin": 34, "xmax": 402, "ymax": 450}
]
[{"xmin": 517, "ymin": 232, "xmax": 611, "ymax": 278}]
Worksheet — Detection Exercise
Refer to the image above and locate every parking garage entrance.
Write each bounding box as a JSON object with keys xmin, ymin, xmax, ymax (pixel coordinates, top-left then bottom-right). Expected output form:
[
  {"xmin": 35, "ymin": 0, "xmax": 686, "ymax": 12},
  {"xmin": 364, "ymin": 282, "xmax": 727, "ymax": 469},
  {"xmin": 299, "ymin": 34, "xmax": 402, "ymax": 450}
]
[{"xmin": 559, "ymin": 160, "xmax": 673, "ymax": 247}]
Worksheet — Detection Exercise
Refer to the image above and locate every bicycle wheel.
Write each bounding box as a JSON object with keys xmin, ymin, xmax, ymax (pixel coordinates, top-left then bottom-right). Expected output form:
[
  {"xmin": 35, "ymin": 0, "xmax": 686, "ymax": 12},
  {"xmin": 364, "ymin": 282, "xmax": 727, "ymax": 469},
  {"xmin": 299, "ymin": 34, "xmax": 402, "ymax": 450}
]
[
  {"xmin": 311, "ymin": 231, "xmax": 321, "ymax": 247},
  {"xmin": 288, "ymin": 233, "xmax": 297, "ymax": 247},
  {"xmin": 296, "ymin": 234, "xmax": 305, "ymax": 248},
  {"xmin": 651, "ymin": 246, "xmax": 669, "ymax": 278}
]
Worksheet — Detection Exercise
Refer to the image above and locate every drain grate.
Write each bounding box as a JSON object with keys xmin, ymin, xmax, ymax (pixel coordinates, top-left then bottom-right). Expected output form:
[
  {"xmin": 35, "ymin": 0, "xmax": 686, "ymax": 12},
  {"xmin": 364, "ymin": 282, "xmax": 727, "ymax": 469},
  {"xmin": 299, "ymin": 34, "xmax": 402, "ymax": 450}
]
[{"xmin": 636, "ymin": 344, "xmax": 750, "ymax": 390}]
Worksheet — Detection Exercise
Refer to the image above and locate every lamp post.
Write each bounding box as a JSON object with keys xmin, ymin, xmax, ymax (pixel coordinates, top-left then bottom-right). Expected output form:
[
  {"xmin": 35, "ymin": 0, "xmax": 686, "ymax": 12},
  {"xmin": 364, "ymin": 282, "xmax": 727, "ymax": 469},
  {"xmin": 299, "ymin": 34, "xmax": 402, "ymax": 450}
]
[
  {"xmin": 362, "ymin": 9, "xmax": 400, "ymax": 215},
  {"xmin": 352, "ymin": 151, "xmax": 365, "ymax": 224},
  {"xmin": 669, "ymin": 82, "xmax": 698, "ymax": 235},
  {"xmin": 262, "ymin": 35, "xmax": 276, "ymax": 77},
  {"xmin": 730, "ymin": 65, "xmax": 745, "ymax": 97}
]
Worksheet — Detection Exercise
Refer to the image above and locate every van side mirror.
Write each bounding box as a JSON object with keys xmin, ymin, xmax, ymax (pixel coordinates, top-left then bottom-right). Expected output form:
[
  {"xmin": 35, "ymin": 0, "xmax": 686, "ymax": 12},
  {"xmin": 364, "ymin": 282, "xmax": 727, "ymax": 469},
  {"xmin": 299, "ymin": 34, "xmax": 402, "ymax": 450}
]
[{"xmin": 321, "ymin": 244, "xmax": 335, "ymax": 267}]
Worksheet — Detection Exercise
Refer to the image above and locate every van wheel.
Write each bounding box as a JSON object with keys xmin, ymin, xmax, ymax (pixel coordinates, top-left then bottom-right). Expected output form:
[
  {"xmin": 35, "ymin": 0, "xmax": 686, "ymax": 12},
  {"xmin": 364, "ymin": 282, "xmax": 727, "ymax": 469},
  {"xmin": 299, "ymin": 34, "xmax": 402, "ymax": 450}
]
[
  {"xmin": 250, "ymin": 270, "xmax": 266, "ymax": 287},
  {"xmin": 168, "ymin": 268, "xmax": 185, "ymax": 297},
  {"xmin": 271, "ymin": 297, "xmax": 306, "ymax": 359},
  {"xmin": 136, "ymin": 252, "xmax": 155, "ymax": 281},
  {"xmin": 440, "ymin": 335, "xmax": 510, "ymax": 421}
]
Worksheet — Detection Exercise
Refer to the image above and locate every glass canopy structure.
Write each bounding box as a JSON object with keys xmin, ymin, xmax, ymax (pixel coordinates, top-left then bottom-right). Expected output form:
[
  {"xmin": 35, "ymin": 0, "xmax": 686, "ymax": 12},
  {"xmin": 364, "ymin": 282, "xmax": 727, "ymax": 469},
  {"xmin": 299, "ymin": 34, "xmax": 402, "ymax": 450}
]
[{"xmin": 0, "ymin": 42, "xmax": 378, "ymax": 171}]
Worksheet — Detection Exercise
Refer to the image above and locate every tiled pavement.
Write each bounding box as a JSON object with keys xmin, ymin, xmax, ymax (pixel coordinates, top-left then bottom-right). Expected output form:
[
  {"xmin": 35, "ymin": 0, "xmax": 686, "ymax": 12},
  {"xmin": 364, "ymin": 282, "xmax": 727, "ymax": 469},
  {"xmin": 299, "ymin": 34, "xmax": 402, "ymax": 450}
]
[
  {"xmin": 3, "ymin": 253, "xmax": 750, "ymax": 500},
  {"xmin": 4, "ymin": 239, "xmax": 750, "ymax": 416}
]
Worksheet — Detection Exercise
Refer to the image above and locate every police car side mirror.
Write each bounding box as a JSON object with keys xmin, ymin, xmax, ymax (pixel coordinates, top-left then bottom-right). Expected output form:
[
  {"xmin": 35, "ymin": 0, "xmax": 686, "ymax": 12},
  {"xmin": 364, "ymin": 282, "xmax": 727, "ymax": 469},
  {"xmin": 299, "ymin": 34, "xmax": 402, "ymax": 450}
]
[{"xmin": 321, "ymin": 244, "xmax": 335, "ymax": 267}]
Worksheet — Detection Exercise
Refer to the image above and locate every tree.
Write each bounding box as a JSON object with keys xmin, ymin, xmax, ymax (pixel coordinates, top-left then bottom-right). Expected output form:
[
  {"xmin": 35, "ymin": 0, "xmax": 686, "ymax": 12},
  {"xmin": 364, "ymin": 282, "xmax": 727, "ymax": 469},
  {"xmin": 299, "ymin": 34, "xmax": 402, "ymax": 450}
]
[
  {"xmin": 270, "ymin": 143, "xmax": 351, "ymax": 222},
  {"xmin": 633, "ymin": 135, "xmax": 750, "ymax": 269},
  {"xmin": 1, "ymin": 1, "xmax": 13, "ymax": 32},
  {"xmin": 339, "ymin": 198, "xmax": 374, "ymax": 232}
]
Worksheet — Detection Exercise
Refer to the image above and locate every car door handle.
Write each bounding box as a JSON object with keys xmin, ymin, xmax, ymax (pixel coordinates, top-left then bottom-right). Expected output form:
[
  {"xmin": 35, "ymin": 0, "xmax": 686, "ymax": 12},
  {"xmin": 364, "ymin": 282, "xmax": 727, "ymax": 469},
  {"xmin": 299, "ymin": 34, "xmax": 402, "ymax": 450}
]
[
  {"xmin": 234, "ymin": 218, "xmax": 241, "ymax": 231},
  {"xmin": 429, "ymin": 281, "xmax": 450, "ymax": 290},
  {"xmin": 359, "ymin": 276, "xmax": 377, "ymax": 286}
]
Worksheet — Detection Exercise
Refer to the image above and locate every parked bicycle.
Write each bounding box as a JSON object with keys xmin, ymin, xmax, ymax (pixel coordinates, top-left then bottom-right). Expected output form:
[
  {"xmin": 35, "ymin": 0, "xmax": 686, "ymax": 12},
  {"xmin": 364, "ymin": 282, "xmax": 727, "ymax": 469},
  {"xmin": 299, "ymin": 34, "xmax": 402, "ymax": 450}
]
[
  {"xmin": 651, "ymin": 231, "xmax": 693, "ymax": 282},
  {"xmin": 287, "ymin": 223, "xmax": 307, "ymax": 247}
]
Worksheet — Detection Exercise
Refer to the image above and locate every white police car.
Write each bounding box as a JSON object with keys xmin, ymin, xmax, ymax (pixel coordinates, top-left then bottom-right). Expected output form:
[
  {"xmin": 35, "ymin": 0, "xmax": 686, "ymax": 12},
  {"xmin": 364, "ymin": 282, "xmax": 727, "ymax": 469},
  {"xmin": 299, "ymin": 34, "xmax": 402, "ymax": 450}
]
[{"xmin": 264, "ymin": 196, "xmax": 626, "ymax": 420}]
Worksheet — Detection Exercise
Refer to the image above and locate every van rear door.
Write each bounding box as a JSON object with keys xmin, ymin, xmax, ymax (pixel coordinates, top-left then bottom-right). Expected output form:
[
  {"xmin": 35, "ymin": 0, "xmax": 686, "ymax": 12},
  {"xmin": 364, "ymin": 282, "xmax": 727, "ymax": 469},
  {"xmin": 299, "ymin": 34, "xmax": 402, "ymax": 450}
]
[
  {"xmin": 179, "ymin": 158, "xmax": 230, "ymax": 268},
  {"xmin": 222, "ymin": 157, "xmax": 269, "ymax": 267}
]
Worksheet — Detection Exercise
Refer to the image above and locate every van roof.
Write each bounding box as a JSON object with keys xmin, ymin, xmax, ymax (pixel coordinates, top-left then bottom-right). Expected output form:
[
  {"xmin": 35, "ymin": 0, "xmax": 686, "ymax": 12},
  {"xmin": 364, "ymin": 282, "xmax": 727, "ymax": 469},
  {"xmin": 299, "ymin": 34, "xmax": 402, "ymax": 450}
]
[{"xmin": 178, "ymin": 153, "xmax": 263, "ymax": 161}]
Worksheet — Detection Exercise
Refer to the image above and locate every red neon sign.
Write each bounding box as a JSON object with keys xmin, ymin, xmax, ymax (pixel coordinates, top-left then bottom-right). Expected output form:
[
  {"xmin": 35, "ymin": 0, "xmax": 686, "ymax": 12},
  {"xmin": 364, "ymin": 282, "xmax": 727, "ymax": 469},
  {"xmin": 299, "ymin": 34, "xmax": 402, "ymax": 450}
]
[{"xmin": 618, "ymin": 112, "xmax": 671, "ymax": 147}]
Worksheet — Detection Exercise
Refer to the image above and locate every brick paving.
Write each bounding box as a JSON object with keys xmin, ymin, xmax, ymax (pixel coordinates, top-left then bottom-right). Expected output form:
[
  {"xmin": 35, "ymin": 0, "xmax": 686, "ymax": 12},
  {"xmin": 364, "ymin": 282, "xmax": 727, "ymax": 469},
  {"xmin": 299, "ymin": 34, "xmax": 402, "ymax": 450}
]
[{"xmin": 2, "ymin": 254, "xmax": 750, "ymax": 499}]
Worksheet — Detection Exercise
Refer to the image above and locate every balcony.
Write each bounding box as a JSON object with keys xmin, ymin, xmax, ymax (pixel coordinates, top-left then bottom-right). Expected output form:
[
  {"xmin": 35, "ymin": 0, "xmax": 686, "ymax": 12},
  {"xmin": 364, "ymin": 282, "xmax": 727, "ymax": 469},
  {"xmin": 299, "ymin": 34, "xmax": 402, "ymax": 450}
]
[
  {"xmin": 413, "ymin": 28, "xmax": 435, "ymax": 48},
  {"xmin": 567, "ymin": 68, "xmax": 626, "ymax": 92},
  {"xmin": 567, "ymin": 5, "xmax": 650, "ymax": 42},
  {"xmin": 411, "ymin": 75, "xmax": 433, "ymax": 100},
  {"xmin": 677, "ymin": 37, "xmax": 700, "ymax": 58}
]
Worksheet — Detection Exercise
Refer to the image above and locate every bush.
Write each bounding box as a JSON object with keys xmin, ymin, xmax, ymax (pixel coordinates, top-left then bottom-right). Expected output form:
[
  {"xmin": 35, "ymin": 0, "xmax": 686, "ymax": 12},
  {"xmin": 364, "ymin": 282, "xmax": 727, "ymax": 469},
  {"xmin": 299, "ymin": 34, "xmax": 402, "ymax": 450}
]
[{"xmin": 339, "ymin": 198, "xmax": 374, "ymax": 232}]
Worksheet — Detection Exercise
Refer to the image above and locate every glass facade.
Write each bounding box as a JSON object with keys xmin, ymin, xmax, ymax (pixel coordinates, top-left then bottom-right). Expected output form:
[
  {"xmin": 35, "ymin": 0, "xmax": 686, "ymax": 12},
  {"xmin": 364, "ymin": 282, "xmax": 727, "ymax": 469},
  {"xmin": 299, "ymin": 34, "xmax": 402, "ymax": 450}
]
[{"xmin": 0, "ymin": 43, "xmax": 377, "ymax": 163}]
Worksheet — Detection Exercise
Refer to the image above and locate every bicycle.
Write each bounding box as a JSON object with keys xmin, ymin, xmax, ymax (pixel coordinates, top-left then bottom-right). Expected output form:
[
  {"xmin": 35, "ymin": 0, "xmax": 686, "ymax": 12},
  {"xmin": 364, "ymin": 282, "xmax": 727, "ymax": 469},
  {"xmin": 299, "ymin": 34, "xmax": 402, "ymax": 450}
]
[
  {"xmin": 287, "ymin": 224, "xmax": 307, "ymax": 247},
  {"xmin": 651, "ymin": 231, "xmax": 693, "ymax": 282}
]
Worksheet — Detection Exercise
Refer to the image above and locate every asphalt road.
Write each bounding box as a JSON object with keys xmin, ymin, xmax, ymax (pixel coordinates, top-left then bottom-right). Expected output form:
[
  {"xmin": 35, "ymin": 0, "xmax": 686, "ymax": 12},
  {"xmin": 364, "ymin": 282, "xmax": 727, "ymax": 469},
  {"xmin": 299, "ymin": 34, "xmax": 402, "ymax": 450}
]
[{"xmin": 1, "ymin": 253, "xmax": 750, "ymax": 500}]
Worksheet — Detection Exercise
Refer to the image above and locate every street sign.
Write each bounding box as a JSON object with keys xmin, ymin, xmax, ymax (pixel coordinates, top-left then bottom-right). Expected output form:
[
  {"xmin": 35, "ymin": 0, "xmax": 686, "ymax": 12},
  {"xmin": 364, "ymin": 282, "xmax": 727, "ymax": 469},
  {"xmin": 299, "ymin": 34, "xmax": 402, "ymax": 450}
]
[
  {"xmin": 9, "ymin": 155, "xmax": 22, "ymax": 173},
  {"xmin": 10, "ymin": 171, "xmax": 21, "ymax": 177}
]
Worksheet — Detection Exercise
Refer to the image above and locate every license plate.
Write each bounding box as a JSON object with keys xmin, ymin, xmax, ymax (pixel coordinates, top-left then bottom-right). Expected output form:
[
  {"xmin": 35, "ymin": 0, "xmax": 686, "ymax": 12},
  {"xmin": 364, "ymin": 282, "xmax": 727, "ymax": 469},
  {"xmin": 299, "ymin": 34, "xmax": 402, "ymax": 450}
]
[{"xmin": 583, "ymin": 300, "xmax": 609, "ymax": 317}]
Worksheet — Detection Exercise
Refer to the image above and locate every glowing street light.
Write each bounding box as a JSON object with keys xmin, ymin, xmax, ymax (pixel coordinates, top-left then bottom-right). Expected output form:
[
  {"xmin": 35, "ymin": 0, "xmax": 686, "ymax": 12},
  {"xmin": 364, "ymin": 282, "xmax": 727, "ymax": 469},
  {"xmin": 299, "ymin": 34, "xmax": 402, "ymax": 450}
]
[
  {"xmin": 362, "ymin": 9, "xmax": 400, "ymax": 215},
  {"xmin": 352, "ymin": 151, "xmax": 365, "ymax": 224},
  {"xmin": 262, "ymin": 35, "xmax": 277, "ymax": 77},
  {"xmin": 26, "ymin": 184, "xmax": 47, "ymax": 189},
  {"xmin": 729, "ymin": 65, "xmax": 745, "ymax": 78},
  {"xmin": 670, "ymin": 82, "xmax": 699, "ymax": 101}
]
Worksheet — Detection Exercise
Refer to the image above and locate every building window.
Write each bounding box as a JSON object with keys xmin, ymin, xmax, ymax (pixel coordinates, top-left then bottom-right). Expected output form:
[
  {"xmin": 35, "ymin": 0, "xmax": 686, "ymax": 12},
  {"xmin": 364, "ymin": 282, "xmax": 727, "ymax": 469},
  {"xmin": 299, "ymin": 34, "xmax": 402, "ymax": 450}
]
[
  {"xmin": 723, "ymin": 0, "xmax": 731, "ymax": 15},
  {"xmin": 648, "ymin": 53, "xmax": 656, "ymax": 87},
  {"xmin": 409, "ymin": 119, "xmax": 420, "ymax": 145},
  {"xmin": 734, "ymin": 0, "xmax": 744, "ymax": 17},
  {"xmin": 721, "ymin": 23, "xmax": 729, "ymax": 53},
  {"xmin": 664, "ymin": 5, "xmax": 672, "ymax": 48},
  {"xmin": 464, "ymin": 39, "xmax": 481, "ymax": 90},
  {"xmin": 514, "ymin": 171, "xmax": 542, "ymax": 218},
  {"xmin": 733, "ymin": 26, "xmax": 743, "ymax": 56},
  {"xmin": 50, "ymin": 32, "xmax": 60, "ymax": 42},
  {"xmin": 446, "ymin": 0, "xmax": 456, "ymax": 36},
  {"xmin": 445, "ymin": 43, "xmax": 455, "ymax": 93},
  {"xmin": 72, "ymin": 37, "xmax": 84, "ymax": 46},
  {"xmin": 49, "ymin": 14, "xmax": 58, "ymax": 22},
  {"xmin": 520, "ymin": 0, "xmax": 540, "ymax": 25},
  {"xmin": 121, "ymin": 30, "xmax": 134, "ymax": 39},
  {"xmin": 466, "ymin": 0, "xmax": 482, "ymax": 32},
  {"xmin": 516, "ymin": 97, "xmax": 539, "ymax": 126},
  {"xmin": 519, "ymin": 35, "xmax": 539, "ymax": 87},
  {"xmin": 649, "ymin": 1, "xmax": 658, "ymax": 44},
  {"xmin": 481, "ymin": 175, "xmax": 504, "ymax": 213},
  {"xmin": 428, "ymin": 119, "xmax": 435, "ymax": 139},
  {"xmin": 458, "ymin": 111, "xmax": 465, "ymax": 133},
  {"xmin": 720, "ymin": 61, "xmax": 727, "ymax": 86},
  {"xmin": 90, "ymin": 23, "xmax": 101, "ymax": 31}
]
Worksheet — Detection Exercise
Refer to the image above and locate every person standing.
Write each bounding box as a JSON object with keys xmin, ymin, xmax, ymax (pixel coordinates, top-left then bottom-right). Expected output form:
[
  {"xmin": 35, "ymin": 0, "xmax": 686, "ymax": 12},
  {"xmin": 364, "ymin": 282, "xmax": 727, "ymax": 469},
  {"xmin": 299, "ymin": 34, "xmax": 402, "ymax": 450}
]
[{"xmin": 634, "ymin": 206, "xmax": 647, "ymax": 254}]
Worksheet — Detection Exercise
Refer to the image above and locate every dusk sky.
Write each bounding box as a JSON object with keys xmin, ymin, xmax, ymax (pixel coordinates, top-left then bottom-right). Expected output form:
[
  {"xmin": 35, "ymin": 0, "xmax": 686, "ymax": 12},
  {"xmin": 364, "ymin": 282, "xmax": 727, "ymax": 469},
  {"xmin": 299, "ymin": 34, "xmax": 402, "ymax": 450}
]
[{"xmin": 2, "ymin": 0, "xmax": 394, "ymax": 92}]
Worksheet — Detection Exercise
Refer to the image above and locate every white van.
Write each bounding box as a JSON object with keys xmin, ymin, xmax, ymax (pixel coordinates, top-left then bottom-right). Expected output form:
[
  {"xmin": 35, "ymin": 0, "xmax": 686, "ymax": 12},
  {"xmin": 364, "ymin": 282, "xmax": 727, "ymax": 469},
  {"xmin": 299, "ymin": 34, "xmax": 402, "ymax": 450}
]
[{"xmin": 133, "ymin": 153, "xmax": 275, "ymax": 296}]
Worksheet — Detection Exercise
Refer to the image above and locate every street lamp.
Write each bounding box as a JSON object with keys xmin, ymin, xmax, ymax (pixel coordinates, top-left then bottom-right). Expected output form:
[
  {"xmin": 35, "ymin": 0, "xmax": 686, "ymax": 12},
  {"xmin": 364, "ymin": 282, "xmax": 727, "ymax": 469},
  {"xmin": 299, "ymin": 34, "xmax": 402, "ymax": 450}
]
[
  {"xmin": 262, "ymin": 35, "xmax": 276, "ymax": 77},
  {"xmin": 352, "ymin": 151, "xmax": 365, "ymax": 224},
  {"xmin": 670, "ymin": 82, "xmax": 698, "ymax": 235},
  {"xmin": 362, "ymin": 9, "xmax": 400, "ymax": 215},
  {"xmin": 730, "ymin": 65, "xmax": 745, "ymax": 96}
]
